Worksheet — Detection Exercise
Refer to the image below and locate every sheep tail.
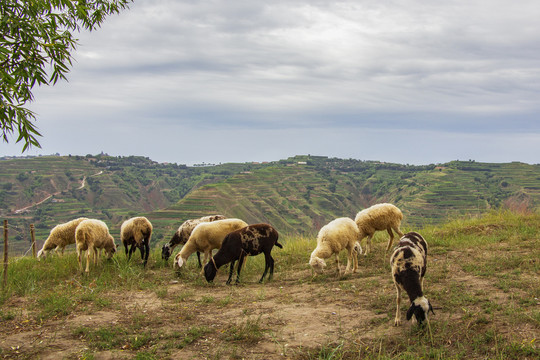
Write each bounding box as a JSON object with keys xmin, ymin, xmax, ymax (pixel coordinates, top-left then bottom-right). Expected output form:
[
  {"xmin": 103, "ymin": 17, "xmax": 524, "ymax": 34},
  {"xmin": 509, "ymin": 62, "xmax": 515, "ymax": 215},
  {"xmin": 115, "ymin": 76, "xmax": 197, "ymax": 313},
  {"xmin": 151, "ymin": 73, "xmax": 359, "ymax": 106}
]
[{"xmin": 275, "ymin": 241, "xmax": 283, "ymax": 249}]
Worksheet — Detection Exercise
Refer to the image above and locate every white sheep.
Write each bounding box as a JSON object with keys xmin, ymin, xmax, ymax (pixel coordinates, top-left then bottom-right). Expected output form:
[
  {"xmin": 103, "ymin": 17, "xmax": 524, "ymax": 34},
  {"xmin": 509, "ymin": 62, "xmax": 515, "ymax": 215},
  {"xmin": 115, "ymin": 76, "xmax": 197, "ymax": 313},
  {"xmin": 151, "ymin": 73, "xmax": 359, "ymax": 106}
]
[
  {"xmin": 354, "ymin": 203, "xmax": 404, "ymax": 255},
  {"xmin": 75, "ymin": 219, "xmax": 117, "ymax": 273},
  {"xmin": 120, "ymin": 216, "xmax": 153, "ymax": 267},
  {"xmin": 390, "ymin": 231, "xmax": 434, "ymax": 326},
  {"xmin": 37, "ymin": 217, "xmax": 88, "ymax": 258},
  {"xmin": 309, "ymin": 217, "xmax": 360, "ymax": 276},
  {"xmin": 174, "ymin": 218, "xmax": 248, "ymax": 271},
  {"xmin": 162, "ymin": 215, "xmax": 226, "ymax": 264}
]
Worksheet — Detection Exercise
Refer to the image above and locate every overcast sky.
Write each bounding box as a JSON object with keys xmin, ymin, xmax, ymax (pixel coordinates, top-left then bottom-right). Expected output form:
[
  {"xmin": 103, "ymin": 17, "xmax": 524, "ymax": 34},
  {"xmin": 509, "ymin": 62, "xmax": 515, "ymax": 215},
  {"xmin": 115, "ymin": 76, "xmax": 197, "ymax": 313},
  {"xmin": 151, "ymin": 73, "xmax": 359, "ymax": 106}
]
[{"xmin": 2, "ymin": 0, "xmax": 540, "ymax": 165}]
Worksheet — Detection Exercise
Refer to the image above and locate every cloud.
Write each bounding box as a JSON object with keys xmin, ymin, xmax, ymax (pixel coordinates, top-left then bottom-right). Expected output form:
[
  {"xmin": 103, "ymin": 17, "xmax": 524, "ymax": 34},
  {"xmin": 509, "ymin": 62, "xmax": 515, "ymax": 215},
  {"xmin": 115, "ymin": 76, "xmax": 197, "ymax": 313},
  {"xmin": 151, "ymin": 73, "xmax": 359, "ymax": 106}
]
[{"xmin": 2, "ymin": 0, "xmax": 540, "ymax": 164}]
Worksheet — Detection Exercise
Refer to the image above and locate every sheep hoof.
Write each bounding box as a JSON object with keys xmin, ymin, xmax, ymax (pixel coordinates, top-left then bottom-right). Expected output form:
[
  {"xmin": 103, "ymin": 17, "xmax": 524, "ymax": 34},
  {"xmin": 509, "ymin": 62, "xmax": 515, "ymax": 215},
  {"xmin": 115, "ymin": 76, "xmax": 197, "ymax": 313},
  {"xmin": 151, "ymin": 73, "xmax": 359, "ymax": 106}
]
[{"xmin": 394, "ymin": 319, "xmax": 401, "ymax": 326}]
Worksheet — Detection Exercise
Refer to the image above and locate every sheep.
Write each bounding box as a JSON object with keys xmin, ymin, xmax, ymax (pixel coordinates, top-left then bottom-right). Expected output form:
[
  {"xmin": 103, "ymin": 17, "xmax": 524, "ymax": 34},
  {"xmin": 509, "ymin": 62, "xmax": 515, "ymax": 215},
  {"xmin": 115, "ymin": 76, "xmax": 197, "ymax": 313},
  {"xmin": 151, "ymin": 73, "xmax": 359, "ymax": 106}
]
[
  {"xmin": 162, "ymin": 215, "xmax": 226, "ymax": 265},
  {"xmin": 173, "ymin": 218, "xmax": 248, "ymax": 271},
  {"xmin": 120, "ymin": 216, "xmax": 153, "ymax": 267},
  {"xmin": 37, "ymin": 217, "xmax": 89, "ymax": 258},
  {"xmin": 309, "ymin": 217, "xmax": 360, "ymax": 276},
  {"xmin": 204, "ymin": 223, "xmax": 282, "ymax": 284},
  {"xmin": 75, "ymin": 219, "xmax": 117, "ymax": 273},
  {"xmin": 390, "ymin": 231, "xmax": 434, "ymax": 326},
  {"xmin": 354, "ymin": 203, "xmax": 404, "ymax": 255}
]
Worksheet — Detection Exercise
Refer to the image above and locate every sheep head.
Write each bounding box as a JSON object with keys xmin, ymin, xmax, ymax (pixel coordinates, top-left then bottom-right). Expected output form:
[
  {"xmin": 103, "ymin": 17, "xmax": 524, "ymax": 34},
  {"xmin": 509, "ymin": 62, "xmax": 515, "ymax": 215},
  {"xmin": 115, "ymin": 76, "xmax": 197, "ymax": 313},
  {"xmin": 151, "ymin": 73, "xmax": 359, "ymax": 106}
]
[
  {"xmin": 309, "ymin": 256, "xmax": 326, "ymax": 274},
  {"xmin": 406, "ymin": 297, "xmax": 434, "ymax": 325},
  {"xmin": 203, "ymin": 261, "xmax": 217, "ymax": 283},
  {"xmin": 104, "ymin": 238, "xmax": 116, "ymax": 259},
  {"xmin": 174, "ymin": 253, "xmax": 185, "ymax": 269},
  {"xmin": 161, "ymin": 244, "xmax": 171, "ymax": 260},
  {"xmin": 353, "ymin": 241, "xmax": 363, "ymax": 255}
]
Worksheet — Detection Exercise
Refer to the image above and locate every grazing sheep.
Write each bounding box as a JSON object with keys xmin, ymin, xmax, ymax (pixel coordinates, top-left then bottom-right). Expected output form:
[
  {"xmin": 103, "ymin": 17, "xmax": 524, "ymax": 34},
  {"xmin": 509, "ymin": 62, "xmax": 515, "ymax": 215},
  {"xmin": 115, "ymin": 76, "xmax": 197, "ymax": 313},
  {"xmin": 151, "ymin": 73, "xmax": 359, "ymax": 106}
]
[
  {"xmin": 174, "ymin": 218, "xmax": 248, "ymax": 271},
  {"xmin": 309, "ymin": 217, "xmax": 360, "ymax": 276},
  {"xmin": 162, "ymin": 215, "xmax": 226, "ymax": 265},
  {"xmin": 75, "ymin": 219, "xmax": 116, "ymax": 273},
  {"xmin": 390, "ymin": 231, "xmax": 434, "ymax": 326},
  {"xmin": 204, "ymin": 223, "xmax": 282, "ymax": 284},
  {"xmin": 37, "ymin": 217, "xmax": 89, "ymax": 258},
  {"xmin": 354, "ymin": 203, "xmax": 404, "ymax": 255},
  {"xmin": 120, "ymin": 216, "xmax": 153, "ymax": 267}
]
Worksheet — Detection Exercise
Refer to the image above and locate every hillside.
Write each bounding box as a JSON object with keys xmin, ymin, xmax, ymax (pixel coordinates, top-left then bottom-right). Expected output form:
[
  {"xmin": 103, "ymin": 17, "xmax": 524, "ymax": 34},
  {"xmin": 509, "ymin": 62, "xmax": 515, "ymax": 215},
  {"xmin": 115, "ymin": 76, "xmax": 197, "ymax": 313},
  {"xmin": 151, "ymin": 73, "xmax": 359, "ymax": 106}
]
[{"xmin": 1, "ymin": 154, "xmax": 540, "ymax": 254}]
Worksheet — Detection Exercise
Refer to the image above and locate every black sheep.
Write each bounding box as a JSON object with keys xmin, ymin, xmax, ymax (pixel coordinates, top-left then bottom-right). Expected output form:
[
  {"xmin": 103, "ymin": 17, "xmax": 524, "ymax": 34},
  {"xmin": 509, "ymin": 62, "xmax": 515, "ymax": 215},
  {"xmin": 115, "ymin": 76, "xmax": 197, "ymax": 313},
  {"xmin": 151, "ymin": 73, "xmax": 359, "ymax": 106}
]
[{"xmin": 204, "ymin": 223, "xmax": 282, "ymax": 284}]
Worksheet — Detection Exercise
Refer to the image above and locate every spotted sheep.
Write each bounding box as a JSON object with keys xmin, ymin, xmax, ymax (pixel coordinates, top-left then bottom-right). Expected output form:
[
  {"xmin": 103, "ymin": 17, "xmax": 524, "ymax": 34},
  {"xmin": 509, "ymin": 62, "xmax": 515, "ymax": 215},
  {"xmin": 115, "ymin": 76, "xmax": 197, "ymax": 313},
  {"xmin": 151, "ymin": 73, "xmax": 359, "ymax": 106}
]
[
  {"xmin": 204, "ymin": 223, "xmax": 282, "ymax": 284},
  {"xmin": 390, "ymin": 231, "xmax": 434, "ymax": 326},
  {"xmin": 162, "ymin": 215, "xmax": 226, "ymax": 265}
]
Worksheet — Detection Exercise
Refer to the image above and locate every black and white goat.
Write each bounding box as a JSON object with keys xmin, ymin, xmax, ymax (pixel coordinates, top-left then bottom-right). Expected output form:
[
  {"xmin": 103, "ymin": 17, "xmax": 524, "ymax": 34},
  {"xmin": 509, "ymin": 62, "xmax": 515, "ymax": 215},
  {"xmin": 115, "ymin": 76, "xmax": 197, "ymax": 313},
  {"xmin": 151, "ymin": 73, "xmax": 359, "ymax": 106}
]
[
  {"xmin": 390, "ymin": 231, "xmax": 434, "ymax": 326},
  {"xmin": 204, "ymin": 223, "xmax": 282, "ymax": 284}
]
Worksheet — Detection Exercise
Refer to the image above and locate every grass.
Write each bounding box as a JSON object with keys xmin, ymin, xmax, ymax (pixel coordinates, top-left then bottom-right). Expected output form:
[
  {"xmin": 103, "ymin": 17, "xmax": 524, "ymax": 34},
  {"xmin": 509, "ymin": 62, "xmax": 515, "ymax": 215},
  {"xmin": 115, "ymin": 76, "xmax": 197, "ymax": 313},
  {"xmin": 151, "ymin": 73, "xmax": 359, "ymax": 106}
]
[{"xmin": 1, "ymin": 210, "xmax": 539, "ymax": 359}]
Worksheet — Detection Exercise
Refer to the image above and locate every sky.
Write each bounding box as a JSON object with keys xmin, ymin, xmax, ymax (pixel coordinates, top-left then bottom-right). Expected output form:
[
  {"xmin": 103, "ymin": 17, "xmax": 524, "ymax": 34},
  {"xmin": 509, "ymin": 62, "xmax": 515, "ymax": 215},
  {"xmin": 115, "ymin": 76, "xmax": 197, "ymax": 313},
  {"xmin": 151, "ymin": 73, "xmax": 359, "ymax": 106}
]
[{"xmin": 2, "ymin": 0, "xmax": 540, "ymax": 165}]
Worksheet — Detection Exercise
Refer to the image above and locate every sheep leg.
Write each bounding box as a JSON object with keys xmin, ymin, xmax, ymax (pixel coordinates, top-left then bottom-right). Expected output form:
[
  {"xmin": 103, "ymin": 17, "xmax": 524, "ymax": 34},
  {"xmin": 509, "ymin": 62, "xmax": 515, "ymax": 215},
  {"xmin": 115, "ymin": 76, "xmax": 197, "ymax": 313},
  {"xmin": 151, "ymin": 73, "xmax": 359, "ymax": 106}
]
[
  {"xmin": 93, "ymin": 247, "xmax": 99, "ymax": 265},
  {"xmin": 235, "ymin": 253, "xmax": 246, "ymax": 284},
  {"xmin": 335, "ymin": 254, "xmax": 342, "ymax": 276},
  {"xmin": 385, "ymin": 228, "xmax": 395, "ymax": 252},
  {"xmin": 139, "ymin": 243, "xmax": 145, "ymax": 261},
  {"xmin": 365, "ymin": 235, "xmax": 373, "ymax": 255},
  {"xmin": 143, "ymin": 240, "xmax": 150, "ymax": 267},
  {"xmin": 77, "ymin": 249, "xmax": 84, "ymax": 273},
  {"xmin": 394, "ymin": 284, "xmax": 402, "ymax": 326},
  {"xmin": 86, "ymin": 245, "xmax": 93, "ymax": 273},
  {"xmin": 200, "ymin": 251, "xmax": 211, "ymax": 275},
  {"xmin": 344, "ymin": 248, "xmax": 354, "ymax": 274},
  {"xmin": 128, "ymin": 244, "xmax": 137, "ymax": 260},
  {"xmin": 261, "ymin": 253, "xmax": 275, "ymax": 283},
  {"xmin": 395, "ymin": 226, "xmax": 404, "ymax": 238},
  {"xmin": 226, "ymin": 260, "xmax": 237, "ymax": 285},
  {"xmin": 196, "ymin": 251, "xmax": 202, "ymax": 268}
]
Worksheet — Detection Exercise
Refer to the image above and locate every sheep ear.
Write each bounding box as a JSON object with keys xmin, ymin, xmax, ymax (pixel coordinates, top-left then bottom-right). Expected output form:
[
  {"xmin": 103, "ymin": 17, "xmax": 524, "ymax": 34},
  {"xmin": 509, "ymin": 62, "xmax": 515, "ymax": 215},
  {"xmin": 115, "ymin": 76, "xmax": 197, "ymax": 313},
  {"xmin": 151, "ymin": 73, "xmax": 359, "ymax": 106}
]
[
  {"xmin": 406, "ymin": 305, "xmax": 416, "ymax": 321},
  {"xmin": 429, "ymin": 302, "xmax": 435, "ymax": 315},
  {"xmin": 177, "ymin": 257, "xmax": 184, "ymax": 268}
]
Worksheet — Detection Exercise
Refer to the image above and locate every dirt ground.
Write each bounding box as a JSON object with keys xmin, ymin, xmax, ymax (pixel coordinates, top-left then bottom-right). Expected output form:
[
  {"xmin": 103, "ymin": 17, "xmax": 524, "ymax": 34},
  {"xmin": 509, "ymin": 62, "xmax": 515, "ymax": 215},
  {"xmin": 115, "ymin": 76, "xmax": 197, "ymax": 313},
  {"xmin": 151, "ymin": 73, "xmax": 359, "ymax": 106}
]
[{"xmin": 0, "ymin": 251, "xmax": 538, "ymax": 359}]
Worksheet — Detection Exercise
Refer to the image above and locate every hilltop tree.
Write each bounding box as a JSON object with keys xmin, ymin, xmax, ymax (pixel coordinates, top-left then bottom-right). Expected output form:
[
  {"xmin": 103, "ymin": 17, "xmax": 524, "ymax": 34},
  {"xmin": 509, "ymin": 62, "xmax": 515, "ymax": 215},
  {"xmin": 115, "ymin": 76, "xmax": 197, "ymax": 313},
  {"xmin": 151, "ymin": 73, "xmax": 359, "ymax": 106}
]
[{"xmin": 0, "ymin": 0, "xmax": 131, "ymax": 151}]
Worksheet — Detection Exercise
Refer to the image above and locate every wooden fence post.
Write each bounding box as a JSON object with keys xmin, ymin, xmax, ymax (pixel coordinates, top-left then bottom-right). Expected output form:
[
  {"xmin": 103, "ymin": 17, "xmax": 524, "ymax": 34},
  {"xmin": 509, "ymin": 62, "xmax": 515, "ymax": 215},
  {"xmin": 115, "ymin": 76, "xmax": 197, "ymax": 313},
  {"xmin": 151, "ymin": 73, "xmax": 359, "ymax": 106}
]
[
  {"xmin": 3, "ymin": 220, "xmax": 7, "ymax": 289},
  {"xmin": 30, "ymin": 224, "xmax": 36, "ymax": 258}
]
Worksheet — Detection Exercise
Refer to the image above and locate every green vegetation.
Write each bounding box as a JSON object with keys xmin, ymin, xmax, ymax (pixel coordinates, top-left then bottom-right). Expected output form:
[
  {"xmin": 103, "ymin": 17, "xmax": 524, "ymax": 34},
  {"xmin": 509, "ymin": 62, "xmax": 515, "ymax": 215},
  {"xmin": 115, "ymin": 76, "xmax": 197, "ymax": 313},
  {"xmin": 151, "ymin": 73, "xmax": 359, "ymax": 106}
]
[
  {"xmin": 1, "ymin": 154, "xmax": 540, "ymax": 255},
  {"xmin": 0, "ymin": 210, "xmax": 538, "ymax": 359},
  {"xmin": 1, "ymin": 0, "xmax": 131, "ymax": 150}
]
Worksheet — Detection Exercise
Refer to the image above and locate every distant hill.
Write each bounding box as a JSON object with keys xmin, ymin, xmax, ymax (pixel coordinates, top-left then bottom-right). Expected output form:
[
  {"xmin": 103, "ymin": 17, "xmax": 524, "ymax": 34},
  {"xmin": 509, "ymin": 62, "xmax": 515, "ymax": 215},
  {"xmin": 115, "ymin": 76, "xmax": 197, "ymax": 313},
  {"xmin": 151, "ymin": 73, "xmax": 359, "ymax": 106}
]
[{"xmin": 1, "ymin": 154, "xmax": 539, "ymax": 254}]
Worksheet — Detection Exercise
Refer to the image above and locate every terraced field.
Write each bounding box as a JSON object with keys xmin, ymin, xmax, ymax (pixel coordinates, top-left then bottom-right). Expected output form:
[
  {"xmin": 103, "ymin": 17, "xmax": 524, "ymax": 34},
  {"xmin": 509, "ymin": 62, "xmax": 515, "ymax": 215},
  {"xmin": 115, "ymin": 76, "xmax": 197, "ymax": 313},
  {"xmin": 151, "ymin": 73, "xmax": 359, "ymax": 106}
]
[{"xmin": 2, "ymin": 155, "xmax": 540, "ymax": 255}]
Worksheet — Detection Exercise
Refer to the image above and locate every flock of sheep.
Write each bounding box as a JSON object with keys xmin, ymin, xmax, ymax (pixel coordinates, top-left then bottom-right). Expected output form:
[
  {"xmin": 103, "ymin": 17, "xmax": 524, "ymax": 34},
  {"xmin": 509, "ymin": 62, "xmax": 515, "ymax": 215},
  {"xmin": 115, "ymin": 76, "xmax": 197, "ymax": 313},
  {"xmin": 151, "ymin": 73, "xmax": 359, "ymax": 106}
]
[{"xmin": 37, "ymin": 203, "xmax": 433, "ymax": 327}]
